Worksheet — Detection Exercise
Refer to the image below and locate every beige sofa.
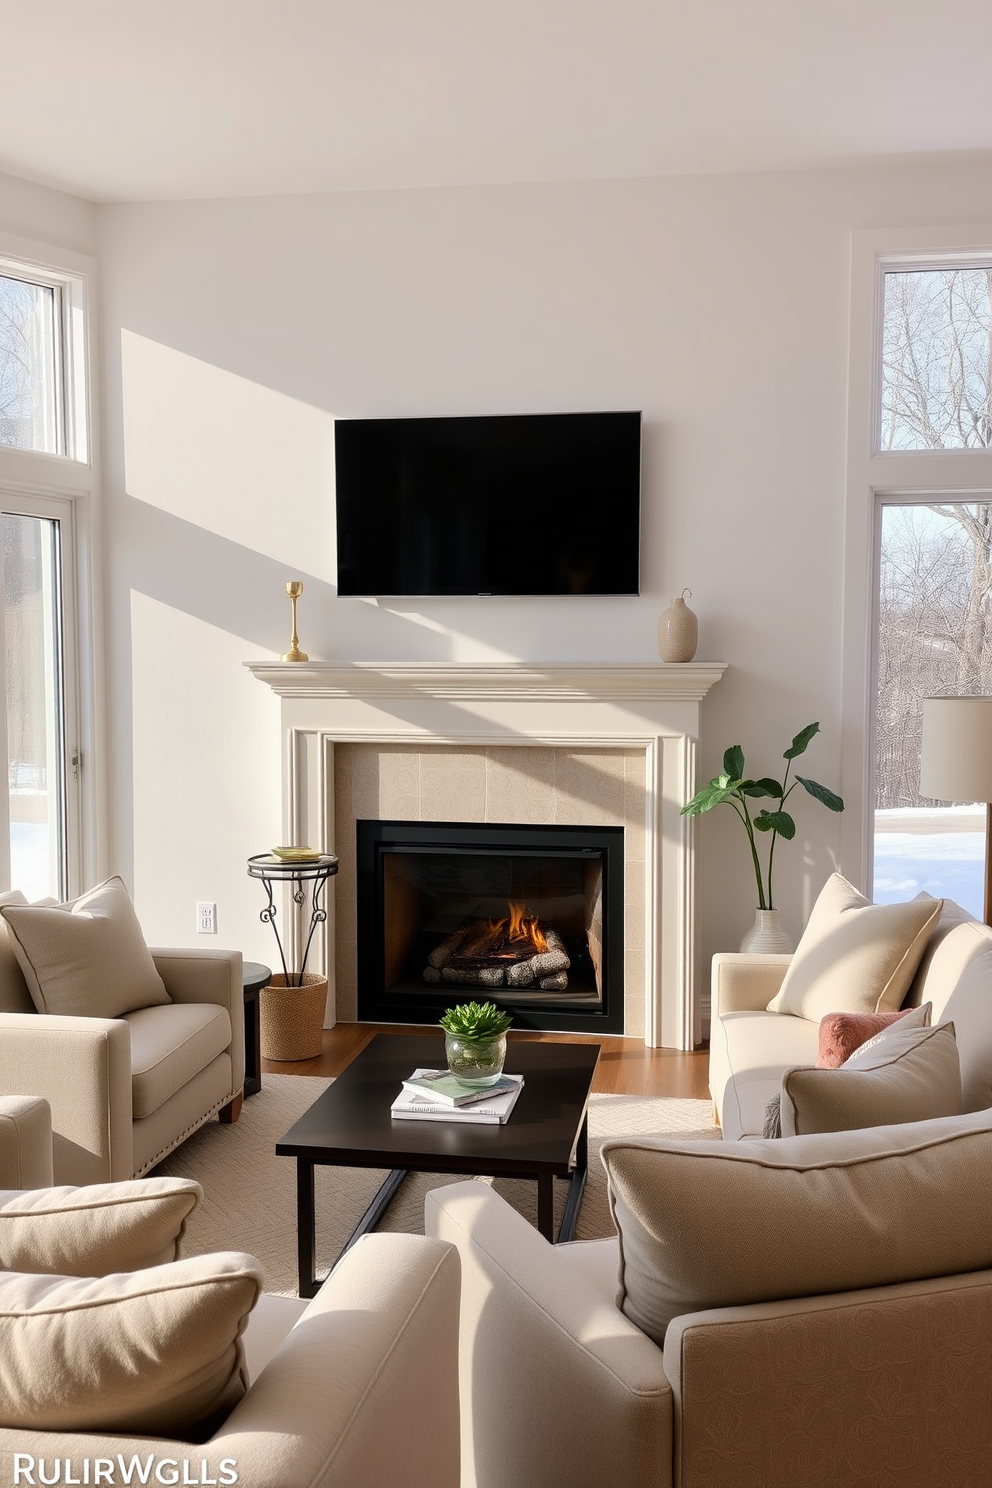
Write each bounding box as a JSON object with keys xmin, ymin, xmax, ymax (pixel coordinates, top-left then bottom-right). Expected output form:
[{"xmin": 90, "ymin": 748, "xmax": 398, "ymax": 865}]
[
  {"xmin": 710, "ymin": 897, "xmax": 992, "ymax": 1139},
  {"xmin": 428, "ymin": 1121, "xmax": 992, "ymax": 1488},
  {"xmin": 0, "ymin": 1096, "xmax": 461, "ymax": 1488},
  {"xmin": 0, "ymin": 943, "xmax": 245, "ymax": 1183}
]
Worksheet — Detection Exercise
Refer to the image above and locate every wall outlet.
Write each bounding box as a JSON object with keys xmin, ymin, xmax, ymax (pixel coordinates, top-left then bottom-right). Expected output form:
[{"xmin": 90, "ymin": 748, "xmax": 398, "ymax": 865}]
[{"xmin": 197, "ymin": 902, "xmax": 217, "ymax": 935}]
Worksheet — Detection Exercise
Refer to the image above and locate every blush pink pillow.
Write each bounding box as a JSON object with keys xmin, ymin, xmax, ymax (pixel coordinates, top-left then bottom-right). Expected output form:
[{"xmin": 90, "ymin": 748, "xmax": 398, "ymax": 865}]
[{"xmin": 816, "ymin": 1007, "xmax": 917, "ymax": 1068}]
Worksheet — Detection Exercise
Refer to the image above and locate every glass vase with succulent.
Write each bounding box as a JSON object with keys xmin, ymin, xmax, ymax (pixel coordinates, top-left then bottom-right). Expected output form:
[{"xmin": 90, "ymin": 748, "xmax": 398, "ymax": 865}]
[
  {"xmin": 681, "ymin": 721, "xmax": 844, "ymax": 950},
  {"xmin": 439, "ymin": 1001, "xmax": 513, "ymax": 1088}
]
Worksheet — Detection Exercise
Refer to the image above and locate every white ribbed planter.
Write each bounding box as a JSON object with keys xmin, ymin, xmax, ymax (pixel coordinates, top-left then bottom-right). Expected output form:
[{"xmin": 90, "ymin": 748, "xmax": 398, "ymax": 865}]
[{"xmin": 740, "ymin": 909, "xmax": 793, "ymax": 954}]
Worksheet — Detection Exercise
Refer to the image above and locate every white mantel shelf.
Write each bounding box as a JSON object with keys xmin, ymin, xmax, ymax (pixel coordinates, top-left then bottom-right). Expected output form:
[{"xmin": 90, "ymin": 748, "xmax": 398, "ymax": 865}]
[
  {"xmin": 248, "ymin": 658, "xmax": 727, "ymax": 1051},
  {"xmin": 246, "ymin": 660, "xmax": 727, "ymax": 702}
]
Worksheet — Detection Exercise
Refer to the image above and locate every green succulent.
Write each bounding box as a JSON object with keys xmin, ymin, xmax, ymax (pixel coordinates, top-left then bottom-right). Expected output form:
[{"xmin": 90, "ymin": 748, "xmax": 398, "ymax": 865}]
[{"xmin": 439, "ymin": 1000, "xmax": 513, "ymax": 1042}]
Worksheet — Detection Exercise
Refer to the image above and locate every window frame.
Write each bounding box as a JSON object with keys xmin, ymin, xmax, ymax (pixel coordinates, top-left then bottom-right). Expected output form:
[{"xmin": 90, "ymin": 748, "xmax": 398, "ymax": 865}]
[
  {"xmin": 0, "ymin": 230, "xmax": 101, "ymax": 900},
  {"xmin": 0, "ymin": 487, "xmax": 82, "ymax": 896},
  {"xmin": 843, "ymin": 226, "xmax": 992, "ymax": 895},
  {"xmin": 0, "ymin": 251, "xmax": 89, "ymax": 465}
]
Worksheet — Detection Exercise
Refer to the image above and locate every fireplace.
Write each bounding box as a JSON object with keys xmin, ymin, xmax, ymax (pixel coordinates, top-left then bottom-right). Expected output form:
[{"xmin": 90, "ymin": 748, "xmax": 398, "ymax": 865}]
[
  {"xmin": 356, "ymin": 820, "xmax": 625, "ymax": 1032},
  {"xmin": 247, "ymin": 659, "xmax": 727, "ymax": 1047}
]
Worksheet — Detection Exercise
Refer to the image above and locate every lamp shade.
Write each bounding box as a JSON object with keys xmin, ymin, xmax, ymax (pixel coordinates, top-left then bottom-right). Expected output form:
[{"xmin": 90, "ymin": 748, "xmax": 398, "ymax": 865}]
[{"xmin": 920, "ymin": 697, "xmax": 992, "ymax": 803}]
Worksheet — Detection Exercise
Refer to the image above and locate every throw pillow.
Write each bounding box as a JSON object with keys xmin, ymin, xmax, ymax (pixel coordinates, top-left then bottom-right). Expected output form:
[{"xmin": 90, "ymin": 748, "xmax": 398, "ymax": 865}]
[
  {"xmin": 766, "ymin": 874, "xmax": 941, "ymax": 1020},
  {"xmin": 0, "ymin": 875, "xmax": 170, "ymax": 1019},
  {"xmin": 816, "ymin": 1000, "xmax": 932, "ymax": 1067},
  {"xmin": 763, "ymin": 1002, "xmax": 934, "ymax": 1137},
  {"xmin": 839, "ymin": 999, "xmax": 931, "ymax": 1059},
  {"xmin": 601, "ymin": 1107, "xmax": 992, "ymax": 1347},
  {"xmin": 0, "ymin": 1177, "xmax": 201, "ymax": 1276},
  {"xmin": 0, "ymin": 1251, "xmax": 262, "ymax": 1438},
  {"xmin": 779, "ymin": 1021, "xmax": 961, "ymax": 1137}
]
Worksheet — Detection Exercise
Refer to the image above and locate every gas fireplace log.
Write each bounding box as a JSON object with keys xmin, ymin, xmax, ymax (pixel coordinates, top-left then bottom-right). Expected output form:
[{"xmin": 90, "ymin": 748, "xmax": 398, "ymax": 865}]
[
  {"xmin": 440, "ymin": 966, "xmax": 504, "ymax": 988},
  {"xmin": 425, "ymin": 925, "xmax": 571, "ymax": 989},
  {"xmin": 539, "ymin": 972, "xmax": 569, "ymax": 991},
  {"xmin": 427, "ymin": 926, "xmax": 474, "ymax": 969},
  {"xmin": 526, "ymin": 931, "xmax": 570, "ymax": 977},
  {"xmin": 505, "ymin": 929, "xmax": 570, "ymax": 983}
]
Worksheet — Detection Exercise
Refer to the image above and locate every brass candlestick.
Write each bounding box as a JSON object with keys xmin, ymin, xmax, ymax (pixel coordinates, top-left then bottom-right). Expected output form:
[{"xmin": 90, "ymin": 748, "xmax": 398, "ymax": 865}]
[{"xmin": 282, "ymin": 580, "xmax": 309, "ymax": 662}]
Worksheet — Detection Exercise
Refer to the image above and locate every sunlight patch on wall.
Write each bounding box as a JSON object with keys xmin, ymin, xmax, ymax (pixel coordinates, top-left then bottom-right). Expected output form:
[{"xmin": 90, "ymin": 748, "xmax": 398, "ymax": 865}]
[
  {"xmin": 130, "ymin": 590, "xmax": 281, "ymax": 957},
  {"xmin": 372, "ymin": 602, "xmax": 521, "ymax": 660},
  {"xmin": 121, "ymin": 330, "xmax": 336, "ymax": 580}
]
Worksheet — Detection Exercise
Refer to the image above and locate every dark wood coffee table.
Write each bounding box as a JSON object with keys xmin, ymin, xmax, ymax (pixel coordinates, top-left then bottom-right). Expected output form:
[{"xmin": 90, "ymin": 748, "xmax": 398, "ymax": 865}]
[{"xmin": 276, "ymin": 1032, "xmax": 600, "ymax": 1296}]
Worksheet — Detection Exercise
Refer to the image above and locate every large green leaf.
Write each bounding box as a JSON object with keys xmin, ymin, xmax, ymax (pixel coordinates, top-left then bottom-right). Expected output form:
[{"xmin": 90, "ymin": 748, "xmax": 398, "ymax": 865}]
[
  {"xmin": 754, "ymin": 810, "xmax": 796, "ymax": 839},
  {"xmin": 723, "ymin": 744, "xmax": 745, "ymax": 780},
  {"xmin": 783, "ymin": 722, "xmax": 820, "ymax": 760},
  {"xmin": 797, "ymin": 776, "xmax": 845, "ymax": 812},
  {"xmin": 681, "ymin": 781, "xmax": 741, "ymax": 817},
  {"xmin": 741, "ymin": 777, "xmax": 783, "ymax": 798}
]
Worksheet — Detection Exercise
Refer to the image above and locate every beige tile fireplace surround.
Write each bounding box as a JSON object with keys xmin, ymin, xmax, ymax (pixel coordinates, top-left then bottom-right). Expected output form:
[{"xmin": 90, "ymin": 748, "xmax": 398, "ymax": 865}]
[{"xmin": 248, "ymin": 662, "xmax": 725, "ymax": 1049}]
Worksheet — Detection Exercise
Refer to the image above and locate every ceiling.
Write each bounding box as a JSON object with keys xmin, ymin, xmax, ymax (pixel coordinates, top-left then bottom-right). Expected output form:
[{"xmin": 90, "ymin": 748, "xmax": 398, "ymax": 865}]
[{"xmin": 4, "ymin": 0, "xmax": 992, "ymax": 204}]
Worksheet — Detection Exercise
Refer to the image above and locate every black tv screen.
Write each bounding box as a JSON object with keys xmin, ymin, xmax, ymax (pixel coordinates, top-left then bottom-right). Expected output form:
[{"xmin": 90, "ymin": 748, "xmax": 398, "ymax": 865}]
[{"xmin": 334, "ymin": 410, "xmax": 641, "ymax": 596}]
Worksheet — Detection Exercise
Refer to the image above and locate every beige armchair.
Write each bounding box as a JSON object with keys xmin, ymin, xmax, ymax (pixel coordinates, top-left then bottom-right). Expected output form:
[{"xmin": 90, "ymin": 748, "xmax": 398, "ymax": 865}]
[
  {"xmin": 0, "ymin": 943, "xmax": 245, "ymax": 1184},
  {"xmin": 0, "ymin": 1096, "xmax": 461, "ymax": 1488},
  {"xmin": 428, "ymin": 1140, "xmax": 992, "ymax": 1488}
]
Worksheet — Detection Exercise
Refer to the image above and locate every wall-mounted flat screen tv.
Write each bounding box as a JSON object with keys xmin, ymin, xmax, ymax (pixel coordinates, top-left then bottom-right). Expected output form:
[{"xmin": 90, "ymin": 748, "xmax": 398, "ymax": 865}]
[{"xmin": 334, "ymin": 410, "xmax": 641, "ymax": 596}]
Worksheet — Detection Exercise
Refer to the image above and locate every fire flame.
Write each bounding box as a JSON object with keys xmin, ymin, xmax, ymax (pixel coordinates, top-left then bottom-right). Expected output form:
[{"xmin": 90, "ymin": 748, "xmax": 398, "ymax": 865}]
[
  {"xmin": 507, "ymin": 901, "xmax": 548, "ymax": 952},
  {"xmin": 463, "ymin": 901, "xmax": 548, "ymax": 957}
]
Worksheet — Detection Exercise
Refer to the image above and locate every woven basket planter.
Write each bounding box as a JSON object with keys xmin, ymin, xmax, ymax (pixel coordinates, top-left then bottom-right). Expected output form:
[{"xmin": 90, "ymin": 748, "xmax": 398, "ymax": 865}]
[{"xmin": 260, "ymin": 972, "xmax": 327, "ymax": 1061}]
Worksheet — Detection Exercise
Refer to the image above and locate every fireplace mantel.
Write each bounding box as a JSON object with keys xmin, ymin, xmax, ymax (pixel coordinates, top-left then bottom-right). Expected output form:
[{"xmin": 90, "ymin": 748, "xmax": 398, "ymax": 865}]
[
  {"xmin": 247, "ymin": 660, "xmax": 726, "ymax": 703},
  {"xmin": 248, "ymin": 659, "xmax": 726, "ymax": 1049}
]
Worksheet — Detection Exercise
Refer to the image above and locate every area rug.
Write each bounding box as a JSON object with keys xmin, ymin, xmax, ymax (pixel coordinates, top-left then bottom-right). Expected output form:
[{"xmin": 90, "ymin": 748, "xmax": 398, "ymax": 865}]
[{"xmin": 154, "ymin": 1075, "xmax": 718, "ymax": 1295}]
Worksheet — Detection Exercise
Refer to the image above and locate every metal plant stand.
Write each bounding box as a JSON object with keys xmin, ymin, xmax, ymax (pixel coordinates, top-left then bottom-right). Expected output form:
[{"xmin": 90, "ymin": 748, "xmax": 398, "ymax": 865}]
[{"xmin": 247, "ymin": 854, "xmax": 339, "ymax": 987}]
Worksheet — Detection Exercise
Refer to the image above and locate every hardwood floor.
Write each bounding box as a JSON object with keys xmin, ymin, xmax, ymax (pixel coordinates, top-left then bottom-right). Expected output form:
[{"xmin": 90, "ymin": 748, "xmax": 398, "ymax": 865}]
[{"xmin": 262, "ymin": 1023, "xmax": 712, "ymax": 1100}]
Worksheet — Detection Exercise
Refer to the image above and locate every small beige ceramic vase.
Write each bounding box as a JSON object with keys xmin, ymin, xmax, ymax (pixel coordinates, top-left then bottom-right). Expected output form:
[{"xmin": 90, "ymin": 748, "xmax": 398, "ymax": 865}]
[{"xmin": 658, "ymin": 588, "xmax": 698, "ymax": 663}]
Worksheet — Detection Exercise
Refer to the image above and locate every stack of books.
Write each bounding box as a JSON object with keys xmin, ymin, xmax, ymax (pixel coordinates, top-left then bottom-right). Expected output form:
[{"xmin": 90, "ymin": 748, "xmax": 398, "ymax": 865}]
[{"xmin": 390, "ymin": 1068, "xmax": 524, "ymax": 1124}]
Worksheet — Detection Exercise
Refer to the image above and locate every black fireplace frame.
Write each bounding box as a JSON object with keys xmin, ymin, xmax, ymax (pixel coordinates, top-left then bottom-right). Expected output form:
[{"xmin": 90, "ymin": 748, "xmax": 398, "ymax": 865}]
[{"xmin": 356, "ymin": 819, "xmax": 625, "ymax": 1033}]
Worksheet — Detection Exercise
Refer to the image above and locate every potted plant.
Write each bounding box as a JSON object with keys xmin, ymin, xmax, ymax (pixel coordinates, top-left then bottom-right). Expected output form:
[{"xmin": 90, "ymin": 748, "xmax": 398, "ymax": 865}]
[
  {"xmin": 439, "ymin": 1001, "xmax": 514, "ymax": 1088},
  {"xmin": 681, "ymin": 721, "xmax": 844, "ymax": 951}
]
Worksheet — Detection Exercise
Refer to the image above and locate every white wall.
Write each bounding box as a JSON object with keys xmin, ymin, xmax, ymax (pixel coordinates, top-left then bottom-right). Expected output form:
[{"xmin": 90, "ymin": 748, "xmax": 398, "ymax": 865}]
[
  {"xmin": 0, "ymin": 169, "xmax": 97, "ymax": 256},
  {"xmin": 92, "ymin": 161, "xmax": 992, "ymax": 1000}
]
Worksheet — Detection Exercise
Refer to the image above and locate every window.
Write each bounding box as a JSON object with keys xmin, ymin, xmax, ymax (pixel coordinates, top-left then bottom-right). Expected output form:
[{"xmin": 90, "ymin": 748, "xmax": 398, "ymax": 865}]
[
  {"xmin": 881, "ymin": 267, "xmax": 992, "ymax": 451},
  {"xmin": 0, "ymin": 242, "xmax": 93, "ymax": 899},
  {"xmin": 3, "ymin": 506, "xmax": 70, "ymax": 899},
  {"xmin": 844, "ymin": 233, "xmax": 992, "ymax": 912},
  {"xmin": 874, "ymin": 500, "xmax": 991, "ymax": 916},
  {"xmin": 0, "ymin": 275, "xmax": 59, "ymax": 453},
  {"xmin": 0, "ymin": 258, "xmax": 87, "ymax": 464}
]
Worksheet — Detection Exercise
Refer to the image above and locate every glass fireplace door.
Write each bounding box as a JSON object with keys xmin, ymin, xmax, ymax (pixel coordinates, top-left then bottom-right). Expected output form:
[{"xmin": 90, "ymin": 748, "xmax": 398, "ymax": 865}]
[{"xmin": 357, "ymin": 820, "xmax": 624, "ymax": 1033}]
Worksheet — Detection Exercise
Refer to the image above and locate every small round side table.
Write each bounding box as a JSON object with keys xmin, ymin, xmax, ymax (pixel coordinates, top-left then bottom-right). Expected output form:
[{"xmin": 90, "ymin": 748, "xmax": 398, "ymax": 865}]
[{"xmin": 246, "ymin": 854, "xmax": 339, "ymax": 988}]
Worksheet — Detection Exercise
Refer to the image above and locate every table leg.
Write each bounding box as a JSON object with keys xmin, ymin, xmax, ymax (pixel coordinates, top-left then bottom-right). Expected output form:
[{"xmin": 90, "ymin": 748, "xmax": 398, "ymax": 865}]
[
  {"xmin": 557, "ymin": 1113, "xmax": 589, "ymax": 1244},
  {"xmin": 297, "ymin": 1165, "xmax": 408, "ymax": 1297},
  {"xmin": 297, "ymin": 1158, "xmax": 318, "ymax": 1299},
  {"xmin": 339, "ymin": 1168, "xmax": 408, "ymax": 1262},
  {"xmin": 537, "ymin": 1171, "xmax": 555, "ymax": 1240}
]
